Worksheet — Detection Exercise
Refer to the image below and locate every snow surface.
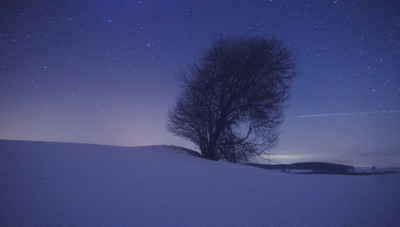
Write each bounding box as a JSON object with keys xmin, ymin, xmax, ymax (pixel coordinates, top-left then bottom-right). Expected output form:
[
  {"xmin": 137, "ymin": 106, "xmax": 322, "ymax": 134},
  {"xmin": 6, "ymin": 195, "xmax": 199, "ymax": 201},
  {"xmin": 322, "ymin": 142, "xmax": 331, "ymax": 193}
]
[{"xmin": 1, "ymin": 140, "xmax": 399, "ymax": 226}]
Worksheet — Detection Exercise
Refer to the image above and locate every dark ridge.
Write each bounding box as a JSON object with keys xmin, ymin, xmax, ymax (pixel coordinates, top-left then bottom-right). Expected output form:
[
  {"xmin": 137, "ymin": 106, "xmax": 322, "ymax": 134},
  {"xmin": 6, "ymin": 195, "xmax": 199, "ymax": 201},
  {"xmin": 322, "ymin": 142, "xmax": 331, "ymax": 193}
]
[
  {"xmin": 247, "ymin": 162, "xmax": 399, "ymax": 175},
  {"xmin": 247, "ymin": 162, "xmax": 355, "ymax": 175}
]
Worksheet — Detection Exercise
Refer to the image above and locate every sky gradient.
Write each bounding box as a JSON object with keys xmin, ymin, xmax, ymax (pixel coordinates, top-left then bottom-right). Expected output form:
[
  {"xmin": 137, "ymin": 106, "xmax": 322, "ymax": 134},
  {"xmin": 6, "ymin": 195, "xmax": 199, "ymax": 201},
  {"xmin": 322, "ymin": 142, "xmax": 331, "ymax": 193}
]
[{"xmin": 1, "ymin": 0, "xmax": 399, "ymax": 167}]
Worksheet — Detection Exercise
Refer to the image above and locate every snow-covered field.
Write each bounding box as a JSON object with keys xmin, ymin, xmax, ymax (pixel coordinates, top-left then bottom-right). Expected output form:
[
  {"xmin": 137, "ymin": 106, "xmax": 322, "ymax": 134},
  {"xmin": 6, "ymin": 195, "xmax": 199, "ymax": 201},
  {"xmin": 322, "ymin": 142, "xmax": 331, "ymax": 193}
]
[{"xmin": 1, "ymin": 140, "xmax": 399, "ymax": 226}]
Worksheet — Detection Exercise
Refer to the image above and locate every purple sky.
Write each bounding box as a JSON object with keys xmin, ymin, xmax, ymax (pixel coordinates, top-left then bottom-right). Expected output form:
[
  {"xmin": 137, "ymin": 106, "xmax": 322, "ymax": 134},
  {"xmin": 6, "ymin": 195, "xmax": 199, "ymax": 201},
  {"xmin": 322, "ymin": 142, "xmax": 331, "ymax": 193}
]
[{"xmin": 1, "ymin": 0, "xmax": 399, "ymax": 167}]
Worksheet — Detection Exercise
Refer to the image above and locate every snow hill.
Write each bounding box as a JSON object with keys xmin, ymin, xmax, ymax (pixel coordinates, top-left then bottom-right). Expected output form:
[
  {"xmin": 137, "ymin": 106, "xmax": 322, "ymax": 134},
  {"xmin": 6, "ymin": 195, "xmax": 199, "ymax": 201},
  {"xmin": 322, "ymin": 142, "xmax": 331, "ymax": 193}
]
[{"xmin": 1, "ymin": 140, "xmax": 399, "ymax": 226}]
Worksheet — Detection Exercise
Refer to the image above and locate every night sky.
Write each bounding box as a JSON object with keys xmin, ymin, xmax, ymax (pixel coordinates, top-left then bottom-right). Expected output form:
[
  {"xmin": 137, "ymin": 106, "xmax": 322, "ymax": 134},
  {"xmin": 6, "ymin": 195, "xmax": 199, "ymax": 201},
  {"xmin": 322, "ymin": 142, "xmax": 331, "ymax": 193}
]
[{"xmin": 1, "ymin": 0, "xmax": 399, "ymax": 167}]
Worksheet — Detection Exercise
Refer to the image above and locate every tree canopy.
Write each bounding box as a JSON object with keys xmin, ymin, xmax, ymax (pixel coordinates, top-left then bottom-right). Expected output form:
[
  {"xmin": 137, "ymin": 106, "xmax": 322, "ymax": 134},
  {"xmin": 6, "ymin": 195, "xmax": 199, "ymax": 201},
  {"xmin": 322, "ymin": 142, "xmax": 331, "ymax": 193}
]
[{"xmin": 168, "ymin": 36, "xmax": 297, "ymax": 163}]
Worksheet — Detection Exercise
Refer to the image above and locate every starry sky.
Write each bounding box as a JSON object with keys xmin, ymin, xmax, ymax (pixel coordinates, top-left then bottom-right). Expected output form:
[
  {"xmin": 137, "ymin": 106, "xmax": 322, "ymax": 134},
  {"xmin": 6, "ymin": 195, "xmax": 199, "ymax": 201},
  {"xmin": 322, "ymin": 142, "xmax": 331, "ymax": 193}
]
[{"xmin": 1, "ymin": 0, "xmax": 399, "ymax": 167}]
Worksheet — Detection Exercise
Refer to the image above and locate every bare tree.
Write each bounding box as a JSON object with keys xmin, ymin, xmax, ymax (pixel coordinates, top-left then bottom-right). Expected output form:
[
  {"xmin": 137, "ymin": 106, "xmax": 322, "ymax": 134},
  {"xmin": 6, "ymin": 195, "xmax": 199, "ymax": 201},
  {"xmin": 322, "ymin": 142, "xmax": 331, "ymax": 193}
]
[{"xmin": 168, "ymin": 36, "xmax": 297, "ymax": 163}]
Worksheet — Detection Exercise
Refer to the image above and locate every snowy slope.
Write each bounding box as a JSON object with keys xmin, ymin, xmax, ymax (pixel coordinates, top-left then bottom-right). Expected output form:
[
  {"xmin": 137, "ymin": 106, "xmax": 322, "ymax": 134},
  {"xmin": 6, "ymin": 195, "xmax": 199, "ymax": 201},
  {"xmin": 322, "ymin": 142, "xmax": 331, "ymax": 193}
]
[{"xmin": 1, "ymin": 140, "xmax": 399, "ymax": 226}]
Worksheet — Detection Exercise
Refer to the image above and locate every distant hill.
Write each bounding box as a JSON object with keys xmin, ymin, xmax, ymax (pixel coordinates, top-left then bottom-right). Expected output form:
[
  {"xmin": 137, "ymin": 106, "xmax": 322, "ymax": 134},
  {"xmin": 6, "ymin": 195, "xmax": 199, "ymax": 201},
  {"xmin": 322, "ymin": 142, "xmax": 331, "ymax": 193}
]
[
  {"xmin": 248, "ymin": 162, "xmax": 354, "ymax": 175},
  {"xmin": 248, "ymin": 162, "xmax": 399, "ymax": 175}
]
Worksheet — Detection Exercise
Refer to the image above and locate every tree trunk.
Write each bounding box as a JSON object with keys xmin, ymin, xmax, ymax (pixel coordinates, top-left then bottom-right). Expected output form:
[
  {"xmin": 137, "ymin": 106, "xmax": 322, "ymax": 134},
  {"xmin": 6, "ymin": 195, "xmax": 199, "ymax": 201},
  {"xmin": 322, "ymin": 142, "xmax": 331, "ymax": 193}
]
[{"xmin": 206, "ymin": 136, "xmax": 219, "ymax": 160}]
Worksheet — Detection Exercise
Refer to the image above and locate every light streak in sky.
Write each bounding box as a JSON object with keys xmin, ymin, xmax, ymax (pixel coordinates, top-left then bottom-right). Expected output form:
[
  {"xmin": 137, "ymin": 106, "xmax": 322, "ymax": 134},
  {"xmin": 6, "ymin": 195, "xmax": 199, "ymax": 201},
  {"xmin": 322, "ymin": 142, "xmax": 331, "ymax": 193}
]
[{"xmin": 298, "ymin": 110, "xmax": 400, "ymax": 118}]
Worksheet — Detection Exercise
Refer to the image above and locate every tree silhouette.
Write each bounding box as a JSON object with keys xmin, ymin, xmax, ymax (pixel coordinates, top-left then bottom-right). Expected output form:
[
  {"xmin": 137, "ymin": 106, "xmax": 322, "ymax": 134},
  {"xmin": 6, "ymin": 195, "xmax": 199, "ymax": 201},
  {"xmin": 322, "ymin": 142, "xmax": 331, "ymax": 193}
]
[{"xmin": 168, "ymin": 36, "xmax": 297, "ymax": 163}]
